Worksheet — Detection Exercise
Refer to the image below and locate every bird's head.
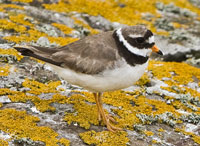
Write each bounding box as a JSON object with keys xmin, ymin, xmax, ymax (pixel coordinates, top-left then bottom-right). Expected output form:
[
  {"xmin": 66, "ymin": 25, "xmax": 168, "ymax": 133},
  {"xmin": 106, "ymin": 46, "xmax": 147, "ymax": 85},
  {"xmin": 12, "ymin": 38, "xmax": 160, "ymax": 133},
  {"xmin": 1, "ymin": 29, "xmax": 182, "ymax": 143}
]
[{"xmin": 116, "ymin": 25, "xmax": 163, "ymax": 57}]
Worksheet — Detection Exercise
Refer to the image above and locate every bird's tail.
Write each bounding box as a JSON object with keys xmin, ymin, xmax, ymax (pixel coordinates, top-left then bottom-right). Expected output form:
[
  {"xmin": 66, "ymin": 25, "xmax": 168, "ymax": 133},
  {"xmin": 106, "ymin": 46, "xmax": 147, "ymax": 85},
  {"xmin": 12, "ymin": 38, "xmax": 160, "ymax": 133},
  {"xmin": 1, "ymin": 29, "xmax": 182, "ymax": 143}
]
[{"xmin": 13, "ymin": 45, "xmax": 62, "ymax": 66}]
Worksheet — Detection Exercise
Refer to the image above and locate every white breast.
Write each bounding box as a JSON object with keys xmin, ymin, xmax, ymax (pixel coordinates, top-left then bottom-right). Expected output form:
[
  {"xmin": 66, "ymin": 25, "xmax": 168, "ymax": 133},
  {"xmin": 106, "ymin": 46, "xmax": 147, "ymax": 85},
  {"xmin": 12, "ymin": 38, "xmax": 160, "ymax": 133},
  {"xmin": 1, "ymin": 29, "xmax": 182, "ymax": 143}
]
[{"xmin": 47, "ymin": 60, "xmax": 148, "ymax": 92}]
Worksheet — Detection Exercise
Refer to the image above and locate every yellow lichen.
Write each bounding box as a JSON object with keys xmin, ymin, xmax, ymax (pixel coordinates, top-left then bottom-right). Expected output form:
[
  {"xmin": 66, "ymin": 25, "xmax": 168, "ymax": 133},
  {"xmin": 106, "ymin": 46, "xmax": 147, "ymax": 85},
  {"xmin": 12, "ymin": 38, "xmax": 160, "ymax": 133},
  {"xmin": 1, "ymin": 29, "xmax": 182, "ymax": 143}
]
[
  {"xmin": 0, "ymin": 48, "xmax": 23, "ymax": 61},
  {"xmin": 52, "ymin": 23, "xmax": 74, "ymax": 35},
  {"xmin": 0, "ymin": 108, "xmax": 70, "ymax": 146},
  {"xmin": 9, "ymin": 14, "xmax": 34, "ymax": 27},
  {"xmin": 0, "ymin": 80, "xmax": 68, "ymax": 113},
  {"xmin": 0, "ymin": 65, "xmax": 10, "ymax": 76},
  {"xmin": 79, "ymin": 130, "xmax": 129, "ymax": 146},
  {"xmin": 7, "ymin": 91, "xmax": 68, "ymax": 112},
  {"xmin": 64, "ymin": 93, "xmax": 99, "ymax": 129},
  {"xmin": 22, "ymin": 78, "xmax": 61, "ymax": 95},
  {"xmin": 63, "ymin": 88, "xmax": 183, "ymax": 130},
  {"xmin": 43, "ymin": 0, "xmax": 200, "ymax": 35},
  {"xmin": 12, "ymin": 0, "xmax": 33, "ymax": 3},
  {"xmin": 58, "ymin": 138, "xmax": 70, "ymax": 146},
  {"xmin": 0, "ymin": 139, "xmax": 8, "ymax": 146},
  {"xmin": 135, "ymin": 72, "xmax": 150, "ymax": 86},
  {"xmin": 0, "ymin": 59, "xmax": 199, "ymax": 144},
  {"xmin": 0, "ymin": 4, "xmax": 24, "ymax": 11},
  {"xmin": 144, "ymin": 130, "xmax": 154, "ymax": 136},
  {"xmin": 0, "ymin": 19, "xmax": 26, "ymax": 32},
  {"xmin": 148, "ymin": 60, "xmax": 200, "ymax": 114},
  {"xmin": 175, "ymin": 128, "xmax": 200, "ymax": 144},
  {"xmin": 149, "ymin": 60, "xmax": 200, "ymax": 85},
  {"xmin": 48, "ymin": 36, "xmax": 79, "ymax": 46},
  {"xmin": 152, "ymin": 139, "xmax": 158, "ymax": 144},
  {"xmin": 72, "ymin": 17, "xmax": 99, "ymax": 34},
  {"xmin": 158, "ymin": 128, "xmax": 165, "ymax": 132}
]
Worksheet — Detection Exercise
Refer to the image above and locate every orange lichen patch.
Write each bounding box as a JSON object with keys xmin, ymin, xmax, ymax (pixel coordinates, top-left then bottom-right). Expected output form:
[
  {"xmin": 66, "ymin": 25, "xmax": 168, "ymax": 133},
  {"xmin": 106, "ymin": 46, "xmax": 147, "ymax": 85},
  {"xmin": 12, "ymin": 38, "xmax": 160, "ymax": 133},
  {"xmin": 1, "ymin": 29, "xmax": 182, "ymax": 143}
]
[
  {"xmin": 135, "ymin": 72, "xmax": 150, "ymax": 86},
  {"xmin": 168, "ymin": 94, "xmax": 200, "ymax": 113},
  {"xmin": 104, "ymin": 90, "xmax": 180, "ymax": 116},
  {"xmin": 184, "ymin": 87, "xmax": 200, "ymax": 100},
  {"xmin": 22, "ymin": 78, "xmax": 61, "ymax": 95},
  {"xmin": 148, "ymin": 60, "xmax": 200, "ymax": 85},
  {"xmin": 148, "ymin": 60, "xmax": 200, "ymax": 113},
  {"xmin": 0, "ymin": 65, "xmax": 10, "ymax": 76},
  {"xmin": 0, "ymin": 4, "xmax": 24, "ymax": 11},
  {"xmin": 131, "ymin": 95, "xmax": 181, "ymax": 117},
  {"xmin": 4, "ymin": 29, "xmax": 47, "ymax": 43},
  {"xmin": 58, "ymin": 138, "xmax": 70, "ymax": 146},
  {"xmin": 0, "ymin": 139, "xmax": 8, "ymax": 146},
  {"xmin": 0, "ymin": 87, "xmax": 69, "ymax": 112},
  {"xmin": 52, "ymin": 23, "xmax": 74, "ymax": 35},
  {"xmin": 144, "ymin": 130, "xmax": 154, "ymax": 136},
  {"xmin": 43, "ymin": 0, "xmax": 157, "ymax": 29},
  {"xmin": 172, "ymin": 22, "xmax": 188, "ymax": 29},
  {"xmin": 0, "ymin": 19, "xmax": 27, "ymax": 32},
  {"xmin": 9, "ymin": 14, "xmax": 34, "ymax": 27},
  {"xmin": 64, "ymin": 91, "xmax": 135, "ymax": 129},
  {"xmin": 0, "ymin": 108, "xmax": 70, "ymax": 146},
  {"xmin": 0, "ymin": 48, "xmax": 23, "ymax": 61},
  {"xmin": 3, "ymin": 88, "xmax": 68, "ymax": 112},
  {"xmin": 12, "ymin": 0, "xmax": 33, "ymax": 2},
  {"xmin": 64, "ymin": 93, "xmax": 99, "ymax": 129},
  {"xmin": 4, "ymin": 29, "xmax": 78, "ymax": 45},
  {"xmin": 63, "ymin": 90, "xmax": 182, "ymax": 130},
  {"xmin": 152, "ymin": 139, "xmax": 159, "ymax": 144},
  {"xmin": 43, "ymin": 0, "xmax": 200, "ymax": 34},
  {"xmin": 48, "ymin": 36, "xmax": 79, "ymax": 46},
  {"xmin": 0, "ymin": 7, "xmax": 4, "ymax": 12},
  {"xmin": 0, "ymin": 89, "xmax": 50, "ymax": 112},
  {"xmin": 171, "ymin": 100, "xmax": 192, "ymax": 112},
  {"xmin": 175, "ymin": 128, "xmax": 200, "ymax": 144},
  {"xmin": 79, "ymin": 130, "xmax": 129, "ymax": 146},
  {"xmin": 158, "ymin": 128, "xmax": 165, "ymax": 132},
  {"xmin": 72, "ymin": 17, "xmax": 99, "ymax": 34},
  {"xmin": 162, "ymin": 0, "xmax": 200, "ymax": 16},
  {"xmin": 3, "ymin": 35, "xmax": 30, "ymax": 44}
]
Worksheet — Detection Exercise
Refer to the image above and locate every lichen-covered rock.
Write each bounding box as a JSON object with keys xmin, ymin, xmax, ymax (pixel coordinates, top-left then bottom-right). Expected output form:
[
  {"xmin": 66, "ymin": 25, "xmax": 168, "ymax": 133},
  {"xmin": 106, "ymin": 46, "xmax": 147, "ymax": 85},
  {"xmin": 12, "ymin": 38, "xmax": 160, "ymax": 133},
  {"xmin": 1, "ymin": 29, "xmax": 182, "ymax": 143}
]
[{"xmin": 0, "ymin": 0, "xmax": 200, "ymax": 146}]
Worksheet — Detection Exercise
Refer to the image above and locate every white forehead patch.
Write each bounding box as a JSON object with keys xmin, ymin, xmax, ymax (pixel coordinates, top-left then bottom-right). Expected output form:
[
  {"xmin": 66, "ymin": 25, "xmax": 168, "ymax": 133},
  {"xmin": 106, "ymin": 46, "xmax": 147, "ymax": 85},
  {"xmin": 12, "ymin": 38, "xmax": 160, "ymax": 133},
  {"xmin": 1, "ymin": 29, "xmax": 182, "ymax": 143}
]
[
  {"xmin": 129, "ymin": 34, "xmax": 143, "ymax": 38},
  {"xmin": 116, "ymin": 28, "xmax": 152, "ymax": 57},
  {"xmin": 148, "ymin": 36, "xmax": 154, "ymax": 44}
]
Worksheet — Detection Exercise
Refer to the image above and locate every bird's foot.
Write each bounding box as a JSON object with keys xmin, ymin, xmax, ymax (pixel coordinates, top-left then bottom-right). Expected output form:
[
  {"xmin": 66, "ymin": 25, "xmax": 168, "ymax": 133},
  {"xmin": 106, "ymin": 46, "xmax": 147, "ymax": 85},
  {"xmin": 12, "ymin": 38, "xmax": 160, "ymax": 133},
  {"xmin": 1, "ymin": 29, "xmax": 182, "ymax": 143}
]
[
  {"xmin": 106, "ymin": 114, "xmax": 117, "ymax": 123},
  {"xmin": 104, "ymin": 114, "xmax": 122, "ymax": 132},
  {"xmin": 99, "ymin": 113, "xmax": 122, "ymax": 132},
  {"xmin": 94, "ymin": 92, "xmax": 122, "ymax": 132}
]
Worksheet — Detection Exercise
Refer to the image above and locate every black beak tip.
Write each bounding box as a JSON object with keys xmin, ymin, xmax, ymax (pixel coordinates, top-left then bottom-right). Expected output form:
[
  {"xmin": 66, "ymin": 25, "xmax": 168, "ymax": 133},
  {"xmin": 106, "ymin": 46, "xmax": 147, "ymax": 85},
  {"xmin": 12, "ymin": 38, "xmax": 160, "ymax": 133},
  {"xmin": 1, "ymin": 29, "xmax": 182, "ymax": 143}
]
[{"xmin": 157, "ymin": 50, "xmax": 163, "ymax": 56}]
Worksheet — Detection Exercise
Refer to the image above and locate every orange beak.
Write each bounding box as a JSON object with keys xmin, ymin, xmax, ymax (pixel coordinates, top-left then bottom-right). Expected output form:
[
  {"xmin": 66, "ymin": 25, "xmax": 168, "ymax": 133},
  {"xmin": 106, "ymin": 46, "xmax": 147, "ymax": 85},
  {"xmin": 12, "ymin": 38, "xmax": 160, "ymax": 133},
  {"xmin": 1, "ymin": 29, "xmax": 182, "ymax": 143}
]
[{"xmin": 151, "ymin": 45, "xmax": 163, "ymax": 55}]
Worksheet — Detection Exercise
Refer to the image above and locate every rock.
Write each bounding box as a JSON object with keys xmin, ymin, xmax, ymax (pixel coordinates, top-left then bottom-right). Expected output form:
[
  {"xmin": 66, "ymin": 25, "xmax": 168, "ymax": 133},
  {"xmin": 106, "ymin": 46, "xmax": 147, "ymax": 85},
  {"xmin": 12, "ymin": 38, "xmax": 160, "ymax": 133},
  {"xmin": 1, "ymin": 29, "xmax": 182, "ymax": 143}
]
[
  {"xmin": 154, "ymin": 18, "xmax": 174, "ymax": 31},
  {"xmin": 185, "ymin": 57, "xmax": 200, "ymax": 68},
  {"xmin": 189, "ymin": 0, "xmax": 200, "ymax": 8},
  {"xmin": 82, "ymin": 14, "xmax": 127, "ymax": 31},
  {"xmin": 36, "ymin": 37, "xmax": 51, "ymax": 46},
  {"xmin": 24, "ymin": 6, "xmax": 75, "ymax": 28},
  {"xmin": 156, "ymin": 2, "xmax": 197, "ymax": 17},
  {"xmin": 35, "ymin": 24, "xmax": 61, "ymax": 37},
  {"xmin": 142, "ymin": 13, "xmax": 155, "ymax": 21},
  {"xmin": 82, "ymin": 14, "xmax": 114, "ymax": 31},
  {"xmin": 0, "ymin": 1, "xmax": 200, "ymax": 146}
]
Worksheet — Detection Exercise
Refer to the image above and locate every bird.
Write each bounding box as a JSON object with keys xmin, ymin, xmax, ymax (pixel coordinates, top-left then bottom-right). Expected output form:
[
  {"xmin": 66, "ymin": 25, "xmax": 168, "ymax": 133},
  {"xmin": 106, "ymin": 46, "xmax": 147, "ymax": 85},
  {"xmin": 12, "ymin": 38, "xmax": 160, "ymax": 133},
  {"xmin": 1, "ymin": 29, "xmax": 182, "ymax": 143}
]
[{"xmin": 14, "ymin": 25, "xmax": 163, "ymax": 132}]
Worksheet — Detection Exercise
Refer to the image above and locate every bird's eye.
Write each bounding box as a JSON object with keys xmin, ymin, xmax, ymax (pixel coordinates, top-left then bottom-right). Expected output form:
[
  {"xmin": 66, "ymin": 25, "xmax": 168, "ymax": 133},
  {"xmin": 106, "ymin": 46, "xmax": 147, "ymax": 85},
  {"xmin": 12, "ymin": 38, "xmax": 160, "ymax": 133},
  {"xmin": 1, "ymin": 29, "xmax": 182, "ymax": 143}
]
[{"xmin": 136, "ymin": 37, "xmax": 145, "ymax": 44}]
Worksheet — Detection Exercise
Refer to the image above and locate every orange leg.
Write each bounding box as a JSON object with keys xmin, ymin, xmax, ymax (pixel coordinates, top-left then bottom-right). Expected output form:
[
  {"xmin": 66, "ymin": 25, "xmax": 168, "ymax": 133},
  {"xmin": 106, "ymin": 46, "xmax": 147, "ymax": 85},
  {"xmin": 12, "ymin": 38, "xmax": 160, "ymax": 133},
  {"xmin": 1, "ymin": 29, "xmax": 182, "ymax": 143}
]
[
  {"xmin": 94, "ymin": 93, "xmax": 102, "ymax": 121},
  {"xmin": 94, "ymin": 92, "xmax": 122, "ymax": 132}
]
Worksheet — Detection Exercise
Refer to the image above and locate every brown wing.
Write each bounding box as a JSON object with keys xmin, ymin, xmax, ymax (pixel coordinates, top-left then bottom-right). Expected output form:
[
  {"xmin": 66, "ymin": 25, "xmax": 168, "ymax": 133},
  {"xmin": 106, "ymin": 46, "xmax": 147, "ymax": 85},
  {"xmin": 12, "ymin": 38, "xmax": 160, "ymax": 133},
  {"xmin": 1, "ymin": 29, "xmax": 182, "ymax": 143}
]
[
  {"xmin": 14, "ymin": 31, "xmax": 120, "ymax": 74},
  {"xmin": 52, "ymin": 31, "xmax": 120, "ymax": 74}
]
